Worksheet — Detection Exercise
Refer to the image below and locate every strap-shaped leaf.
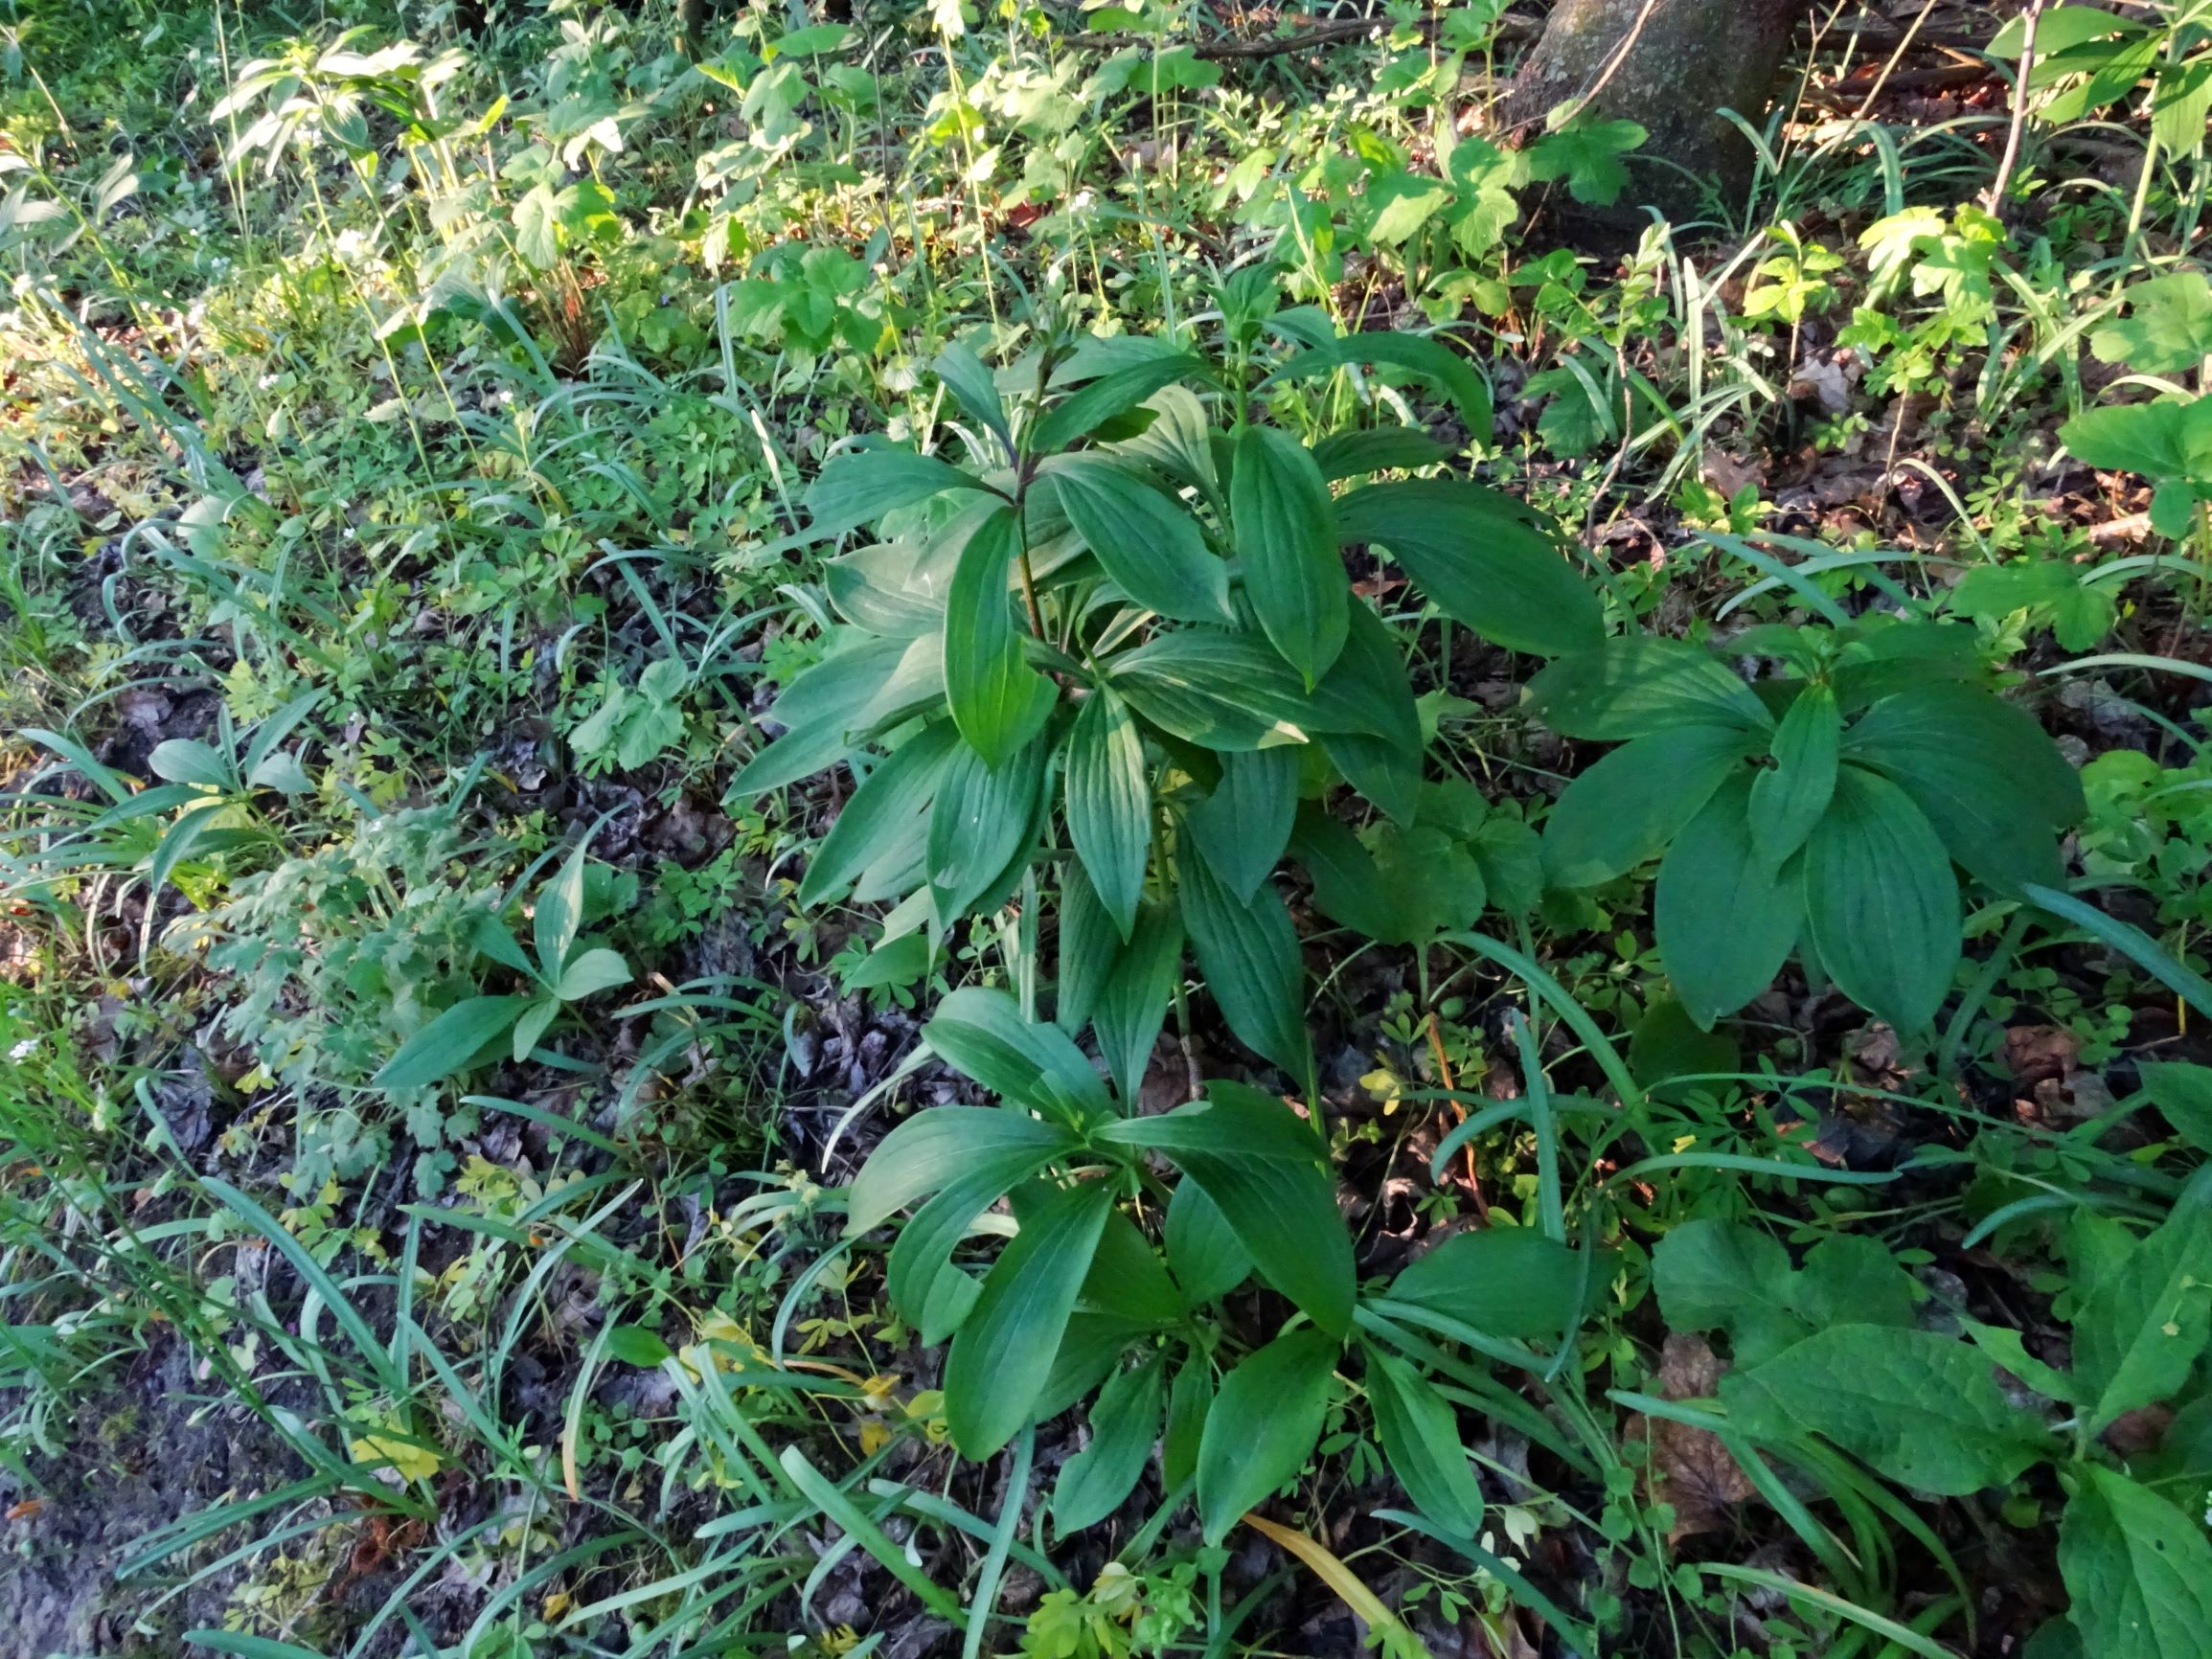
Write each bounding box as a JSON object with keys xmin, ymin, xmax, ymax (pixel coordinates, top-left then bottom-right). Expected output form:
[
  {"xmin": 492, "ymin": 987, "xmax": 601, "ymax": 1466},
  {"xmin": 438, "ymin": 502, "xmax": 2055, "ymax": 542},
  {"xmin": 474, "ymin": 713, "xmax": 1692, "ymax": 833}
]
[
  {"xmin": 944, "ymin": 504, "xmax": 1056, "ymax": 767},
  {"xmin": 1266, "ymin": 330, "xmax": 1494, "ymax": 443},
  {"xmin": 374, "ymin": 996, "xmax": 533, "ymax": 1092},
  {"xmin": 1803, "ymin": 765, "xmax": 1960, "ymax": 1034},
  {"xmin": 1057, "ymin": 859, "xmax": 1120, "ymax": 1034},
  {"xmin": 1053, "ymin": 1353, "xmax": 1166, "ymax": 1533},
  {"xmin": 1318, "ymin": 603, "xmax": 1424, "ymax": 824},
  {"xmin": 847, "ymin": 1103, "xmax": 1077, "ymax": 1235},
  {"xmin": 1063, "ymin": 688, "xmax": 1151, "ymax": 939},
  {"xmin": 1526, "ymin": 635, "xmax": 1773, "ymax": 740},
  {"xmin": 933, "ymin": 339, "xmax": 1010, "ymax": 453},
  {"xmin": 944, "ymin": 1178, "xmax": 1116, "ymax": 1459},
  {"xmin": 1336, "ymin": 479, "xmax": 1601, "ymax": 657},
  {"xmin": 1189, "ymin": 747, "xmax": 1298, "ymax": 903},
  {"xmin": 1178, "ymin": 858, "xmax": 1311, "ymax": 1080},
  {"xmin": 1109, "ymin": 628, "xmax": 1393, "ymax": 751},
  {"xmin": 1311, "ymin": 425, "xmax": 1456, "ymax": 481},
  {"xmin": 1749, "ymin": 683, "xmax": 1841, "ymax": 870},
  {"xmin": 924, "ymin": 985, "xmax": 1116, "ymax": 1122},
  {"xmin": 1093, "ymin": 898, "xmax": 1185, "ymax": 1102},
  {"xmin": 926, "ymin": 734, "xmax": 1046, "ymax": 923},
  {"xmin": 1165, "ymin": 1177, "xmax": 1252, "ymax": 1305},
  {"xmin": 1049, "ymin": 455, "xmax": 1232, "ymax": 625},
  {"xmin": 1542, "ymin": 723, "xmax": 1759, "ymax": 889},
  {"xmin": 1230, "ymin": 427, "xmax": 1348, "ymax": 686},
  {"xmin": 1388, "ymin": 1229, "xmax": 1604, "ymax": 1342},
  {"xmin": 798, "ymin": 443, "xmax": 986, "ymax": 544},
  {"xmin": 1195, "ymin": 1327, "xmax": 1338, "ymax": 1543},
  {"xmin": 1031, "ymin": 352, "xmax": 1213, "ymax": 456},
  {"xmin": 1366, "ymin": 1347, "xmax": 1484, "ymax": 1534},
  {"xmin": 1842, "ymin": 683, "xmax": 2083, "ymax": 896},
  {"xmin": 1654, "ymin": 773, "xmax": 1800, "ymax": 1030},
  {"xmin": 1101, "ymin": 1081, "xmax": 1350, "ymax": 1334},
  {"xmin": 799, "ymin": 723, "xmax": 960, "ymax": 906}
]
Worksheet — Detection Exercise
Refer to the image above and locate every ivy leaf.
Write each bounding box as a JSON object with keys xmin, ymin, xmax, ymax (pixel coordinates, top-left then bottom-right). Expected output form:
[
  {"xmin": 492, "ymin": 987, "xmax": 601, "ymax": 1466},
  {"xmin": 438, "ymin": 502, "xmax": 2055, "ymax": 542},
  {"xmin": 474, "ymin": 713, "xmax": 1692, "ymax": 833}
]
[
  {"xmin": 1524, "ymin": 119, "xmax": 1647, "ymax": 207},
  {"xmin": 2091, "ymin": 272, "xmax": 2212, "ymax": 375},
  {"xmin": 1365, "ymin": 170, "xmax": 1456, "ymax": 247}
]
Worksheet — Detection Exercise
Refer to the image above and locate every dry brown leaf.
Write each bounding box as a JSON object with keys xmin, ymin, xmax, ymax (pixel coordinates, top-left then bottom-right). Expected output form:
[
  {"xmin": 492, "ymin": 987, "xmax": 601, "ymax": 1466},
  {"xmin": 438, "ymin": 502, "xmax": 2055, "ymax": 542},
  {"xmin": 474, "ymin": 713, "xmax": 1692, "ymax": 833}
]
[{"xmin": 1647, "ymin": 1334, "xmax": 1755, "ymax": 1541}]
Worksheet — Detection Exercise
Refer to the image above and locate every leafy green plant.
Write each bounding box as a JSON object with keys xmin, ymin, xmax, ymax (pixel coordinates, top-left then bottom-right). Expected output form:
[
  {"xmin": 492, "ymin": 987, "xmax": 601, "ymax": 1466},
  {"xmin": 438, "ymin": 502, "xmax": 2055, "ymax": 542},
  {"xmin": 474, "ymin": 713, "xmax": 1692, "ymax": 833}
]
[
  {"xmin": 737, "ymin": 324, "xmax": 1596, "ymax": 1084},
  {"xmin": 1654, "ymin": 1209, "xmax": 2212, "ymax": 1659},
  {"xmin": 374, "ymin": 840, "xmax": 634, "ymax": 1092},
  {"xmin": 570, "ymin": 656, "xmax": 690, "ymax": 774},
  {"xmin": 845, "ymin": 988, "xmax": 1605, "ymax": 1550},
  {"xmin": 1531, "ymin": 620, "xmax": 2085, "ymax": 1033},
  {"xmin": 2064, "ymin": 272, "xmax": 2212, "ymax": 547}
]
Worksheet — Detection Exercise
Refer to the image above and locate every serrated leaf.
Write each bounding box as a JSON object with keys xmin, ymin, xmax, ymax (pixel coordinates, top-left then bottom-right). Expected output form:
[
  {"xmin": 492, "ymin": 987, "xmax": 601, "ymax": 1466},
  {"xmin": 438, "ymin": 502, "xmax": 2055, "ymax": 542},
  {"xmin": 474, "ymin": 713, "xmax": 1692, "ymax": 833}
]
[
  {"xmin": 2092, "ymin": 273, "xmax": 2212, "ymax": 375},
  {"xmin": 1653, "ymin": 1218, "xmax": 1809, "ymax": 1367}
]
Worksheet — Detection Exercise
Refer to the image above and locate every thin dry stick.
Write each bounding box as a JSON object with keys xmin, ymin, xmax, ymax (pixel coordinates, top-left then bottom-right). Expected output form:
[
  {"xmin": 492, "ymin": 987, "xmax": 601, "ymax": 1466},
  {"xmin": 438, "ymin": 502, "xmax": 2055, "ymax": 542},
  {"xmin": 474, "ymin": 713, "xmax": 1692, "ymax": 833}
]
[
  {"xmin": 1427, "ymin": 1013, "xmax": 1491, "ymax": 1221},
  {"xmin": 1551, "ymin": 0, "xmax": 1664, "ymax": 129},
  {"xmin": 1984, "ymin": 0, "xmax": 2048, "ymax": 216}
]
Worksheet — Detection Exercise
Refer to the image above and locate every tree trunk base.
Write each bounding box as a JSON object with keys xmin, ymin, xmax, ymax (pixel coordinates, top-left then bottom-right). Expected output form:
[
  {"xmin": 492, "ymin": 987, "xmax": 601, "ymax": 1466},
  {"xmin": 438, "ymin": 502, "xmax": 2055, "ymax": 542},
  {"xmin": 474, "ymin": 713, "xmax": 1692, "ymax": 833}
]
[{"xmin": 1499, "ymin": 0, "xmax": 1809, "ymax": 238}]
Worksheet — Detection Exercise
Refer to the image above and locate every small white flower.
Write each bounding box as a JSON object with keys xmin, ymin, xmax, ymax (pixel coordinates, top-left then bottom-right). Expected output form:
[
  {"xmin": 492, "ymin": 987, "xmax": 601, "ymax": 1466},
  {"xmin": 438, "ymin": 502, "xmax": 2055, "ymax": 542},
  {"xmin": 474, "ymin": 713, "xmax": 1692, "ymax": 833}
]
[{"xmin": 9, "ymin": 1038, "xmax": 35, "ymax": 1060}]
